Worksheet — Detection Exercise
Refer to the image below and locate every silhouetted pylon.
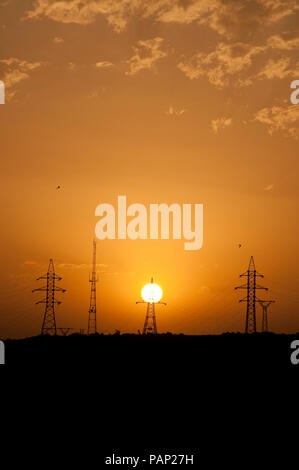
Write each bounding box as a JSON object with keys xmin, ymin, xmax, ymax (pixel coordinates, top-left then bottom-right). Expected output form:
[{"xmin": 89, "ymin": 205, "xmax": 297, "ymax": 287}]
[
  {"xmin": 136, "ymin": 277, "xmax": 166, "ymax": 335},
  {"xmin": 235, "ymin": 256, "xmax": 268, "ymax": 334},
  {"xmin": 258, "ymin": 300, "xmax": 275, "ymax": 332},
  {"xmin": 33, "ymin": 259, "xmax": 66, "ymax": 335},
  {"xmin": 88, "ymin": 239, "xmax": 98, "ymax": 334}
]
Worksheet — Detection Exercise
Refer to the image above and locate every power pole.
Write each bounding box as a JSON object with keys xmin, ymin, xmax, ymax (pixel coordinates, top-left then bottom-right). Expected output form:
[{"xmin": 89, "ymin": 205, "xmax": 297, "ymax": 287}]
[
  {"xmin": 33, "ymin": 259, "xmax": 66, "ymax": 335},
  {"xmin": 88, "ymin": 239, "xmax": 98, "ymax": 334},
  {"xmin": 258, "ymin": 300, "xmax": 275, "ymax": 332},
  {"xmin": 136, "ymin": 278, "xmax": 166, "ymax": 335},
  {"xmin": 235, "ymin": 256, "xmax": 268, "ymax": 334}
]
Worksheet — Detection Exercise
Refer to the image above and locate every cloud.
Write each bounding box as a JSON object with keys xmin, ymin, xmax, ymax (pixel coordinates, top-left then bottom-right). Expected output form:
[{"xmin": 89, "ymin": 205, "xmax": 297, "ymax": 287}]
[
  {"xmin": 25, "ymin": 1, "xmax": 299, "ymax": 38},
  {"xmin": 178, "ymin": 42, "xmax": 264, "ymax": 87},
  {"xmin": 211, "ymin": 116, "xmax": 232, "ymax": 133},
  {"xmin": 267, "ymin": 32, "xmax": 299, "ymax": 51},
  {"xmin": 258, "ymin": 57, "xmax": 293, "ymax": 79},
  {"xmin": 166, "ymin": 106, "xmax": 187, "ymax": 116},
  {"xmin": 254, "ymin": 104, "xmax": 299, "ymax": 138},
  {"xmin": 202, "ymin": 0, "xmax": 299, "ymax": 39},
  {"xmin": 126, "ymin": 37, "xmax": 167, "ymax": 76},
  {"xmin": 95, "ymin": 61, "xmax": 114, "ymax": 68},
  {"xmin": 53, "ymin": 36, "xmax": 64, "ymax": 43},
  {"xmin": 68, "ymin": 62, "xmax": 78, "ymax": 71},
  {"xmin": 0, "ymin": 58, "xmax": 42, "ymax": 100},
  {"xmin": 25, "ymin": 0, "xmax": 138, "ymax": 32},
  {"xmin": 150, "ymin": 0, "xmax": 299, "ymax": 39}
]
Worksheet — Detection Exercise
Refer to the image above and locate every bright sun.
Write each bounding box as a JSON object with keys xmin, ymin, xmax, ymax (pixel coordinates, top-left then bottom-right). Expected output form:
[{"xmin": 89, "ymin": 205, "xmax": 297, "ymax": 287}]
[{"xmin": 141, "ymin": 283, "xmax": 163, "ymax": 303}]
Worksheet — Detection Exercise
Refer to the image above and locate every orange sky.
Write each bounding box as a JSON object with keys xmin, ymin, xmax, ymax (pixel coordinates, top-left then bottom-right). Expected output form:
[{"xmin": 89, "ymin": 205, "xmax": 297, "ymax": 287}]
[{"xmin": 0, "ymin": 0, "xmax": 298, "ymax": 338}]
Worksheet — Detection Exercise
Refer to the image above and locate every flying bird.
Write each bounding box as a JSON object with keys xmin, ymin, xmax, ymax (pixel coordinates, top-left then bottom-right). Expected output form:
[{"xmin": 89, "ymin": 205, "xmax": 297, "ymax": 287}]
[
  {"xmin": 56, "ymin": 185, "xmax": 61, "ymax": 190},
  {"xmin": 238, "ymin": 244, "xmax": 242, "ymax": 248}
]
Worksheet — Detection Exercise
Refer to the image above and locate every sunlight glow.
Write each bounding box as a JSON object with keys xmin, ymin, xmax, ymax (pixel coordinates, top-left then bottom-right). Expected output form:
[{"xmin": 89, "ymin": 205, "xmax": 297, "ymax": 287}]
[{"xmin": 141, "ymin": 283, "xmax": 163, "ymax": 303}]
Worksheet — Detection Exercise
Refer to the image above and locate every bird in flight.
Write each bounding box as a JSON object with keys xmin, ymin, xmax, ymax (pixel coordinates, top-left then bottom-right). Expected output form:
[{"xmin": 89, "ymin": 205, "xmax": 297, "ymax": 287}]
[{"xmin": 56, "ymin": 185, "xmax": 61, "ymax": 190}]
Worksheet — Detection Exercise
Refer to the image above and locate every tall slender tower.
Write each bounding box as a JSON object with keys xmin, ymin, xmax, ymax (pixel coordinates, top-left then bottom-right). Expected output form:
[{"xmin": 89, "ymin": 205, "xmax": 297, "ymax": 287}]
[
  {"xmin": 235, "ymin": 256, "xmax": 268, "ymax": 334},
  {"xmin": 88, "ymin": 239, "xmax": 98, "ymax": 334},
  {"xmin": 136, "ymin": 277, "xmax": 166, "ymax": 335},
  {"xmin": 258, "ymin": 300, "xmax": 275, "ymax": 332},
  {"xmin": 33, "ymin": 259, "xmax": 66, "ymax": 335}
]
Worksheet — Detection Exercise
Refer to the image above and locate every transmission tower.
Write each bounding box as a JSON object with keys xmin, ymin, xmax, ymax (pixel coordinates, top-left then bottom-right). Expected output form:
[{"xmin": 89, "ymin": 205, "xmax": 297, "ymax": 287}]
[
  {"xmin": 88, "ymin": 239, "xmax": 98, "ymax": 334},
  {"xmin": 235, "ymin": 256, "xmax": 268, "ymax": 334},
  {"xmin": 33, "ymin": 259, "xmax": 66, "ymax": 335},
  {"xmin": 258, "ymin": 300, "xmax": 275, "ymax": 333},
  {"xmin": 136, "ymin": 278, "xmax": 166, "ymax": 334}
]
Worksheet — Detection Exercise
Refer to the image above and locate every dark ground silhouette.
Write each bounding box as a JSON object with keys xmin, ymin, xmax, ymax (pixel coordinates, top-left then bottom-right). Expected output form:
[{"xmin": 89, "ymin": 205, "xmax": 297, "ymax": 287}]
[
  {"xmin": 3, "ymin": 332, "xmax": 298, "ymax": 371},
  {"xmin": 3, "ymin": 332, "xmax": 298, "ymax": 466}
]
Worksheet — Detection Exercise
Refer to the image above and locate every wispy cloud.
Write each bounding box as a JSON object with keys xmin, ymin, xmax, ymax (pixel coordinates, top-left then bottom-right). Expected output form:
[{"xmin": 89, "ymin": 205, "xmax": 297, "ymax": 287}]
[
  {"xmin": 25, "ymin": 0, "xmax": 136, "ymax": 33},
  {"xmin": 211, "ymin": 116, "xmax": 232, "ymax": 133},
  {"xmin": 177, "ymin": 42, "xmax": 264, "ymax": 87},
  {"xmin": 53, "ymin": 36, "xmax": 64, "ymax": 44},
  {"xmin": 166, "ymin": 106, "xmax": 187, "ymax": 116},
  {"xmin": 258, "ymin": 57, "xmax": 293, "ymax": 79},
  {"xmin": 126, "ymin": 37, "xmax": 167, "ymax": 76},
  {"xmin": 254, "ymin": 104, "xmax": 299, "ymax": 138},
  {"xmin": 25, "ymin": 1, "xmax": 299, "ymax": 38},
  {"xmin": 96, "ymin": 61, "xmax": 114, "ymax": 69},
  {"xmin": 0, "ymin": 58, "xmax": 42, "ymax": 100},
  {"xmin": 68, "ymin": 62, "xmax": 78, "ymax": 71}
]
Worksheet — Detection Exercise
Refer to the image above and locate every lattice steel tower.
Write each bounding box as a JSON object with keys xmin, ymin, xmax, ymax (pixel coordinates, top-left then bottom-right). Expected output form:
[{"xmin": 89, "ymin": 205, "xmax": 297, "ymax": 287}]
[
  {"xmin": 136, "ymin": 277, "xmax": 166, "ymax": 334},
  {"xmin": 258, "ymin": 300, "xmax": 275, "ymax": 332},
  {"xmin": 235, "ymin": 256, "xmax": 268, "ymax": 334},
  {"xmin": 33, "ymin": 259, "xmax": 66, "ymax": 335},
  {"xmin": 88, "ymin": 239, "xmax": 98, "ymax": 334}
]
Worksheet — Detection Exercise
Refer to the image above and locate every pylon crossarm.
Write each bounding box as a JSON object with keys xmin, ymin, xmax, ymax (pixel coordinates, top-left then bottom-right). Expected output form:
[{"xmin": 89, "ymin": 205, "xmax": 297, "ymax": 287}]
[
  {"xmin": 235, "ymin": 284, "xmax": 247, "ymax": 290},
  {"xmin": 32, "ymin": 287, "xmax": 47, "ymax": 292},
  {"xmin": 157, "ymin": 302, "xmax": 167, "ymax": 306},
  {"xmin": 256, "ymin": 285, "xmax": 268, "ymax": 290},
  {"xmin": 136, "ymin": 301, "xmax": 145, "ymax": 304},
  {"xmin": 54, "ymin": 287, "xmax": 66, "ymax": 292}
]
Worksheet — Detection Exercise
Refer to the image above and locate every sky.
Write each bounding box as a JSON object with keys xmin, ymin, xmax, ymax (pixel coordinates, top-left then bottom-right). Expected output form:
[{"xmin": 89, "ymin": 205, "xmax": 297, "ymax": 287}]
[{"xmin": 0, "ymin": 0, "xmax": 299, "ymax": 338}]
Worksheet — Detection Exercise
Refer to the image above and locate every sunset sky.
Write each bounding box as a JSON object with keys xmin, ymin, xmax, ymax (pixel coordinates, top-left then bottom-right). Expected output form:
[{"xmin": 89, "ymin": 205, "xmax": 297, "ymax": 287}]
[{"xmin": 1, "ymin": 0, "xmax": 299, "ymax": 338}]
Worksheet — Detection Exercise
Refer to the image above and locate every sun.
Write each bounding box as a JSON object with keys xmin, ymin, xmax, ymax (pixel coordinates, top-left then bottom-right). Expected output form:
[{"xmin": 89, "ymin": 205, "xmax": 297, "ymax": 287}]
[{"xmin": 141, "ymin": 283, "xmax": 163, "ymax": 303}]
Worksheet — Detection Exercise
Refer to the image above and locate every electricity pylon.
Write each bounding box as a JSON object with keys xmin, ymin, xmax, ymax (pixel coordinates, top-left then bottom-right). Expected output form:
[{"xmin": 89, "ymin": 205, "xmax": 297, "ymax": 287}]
[
  {"xmin": 136, "ymin": 278, "xmax": 166, "ymax": 335},
  {"xmin": 88, "ymin": 239, "xmax": 98, "ymax": 334},
  {"xmin": 33, "ymin": 259, "xmax": 66, "ymax": 335},
  {"xmin": 235, "ymin": 256, "xmax": 268, "ymax": 334},
  {"xmin": 258, "ymin": 300, "xmax": 275, "ymax": 333}
]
